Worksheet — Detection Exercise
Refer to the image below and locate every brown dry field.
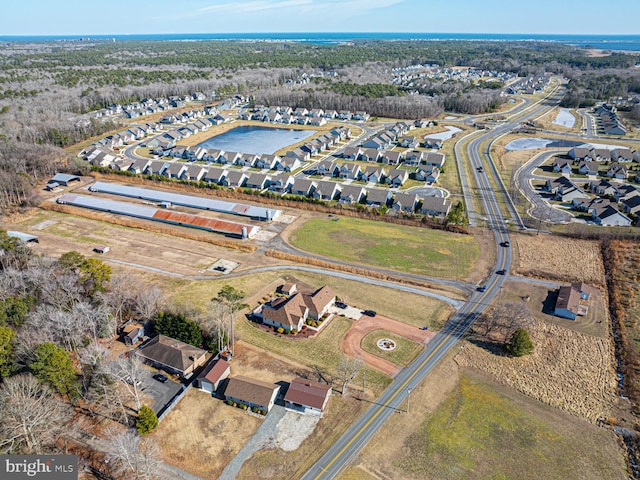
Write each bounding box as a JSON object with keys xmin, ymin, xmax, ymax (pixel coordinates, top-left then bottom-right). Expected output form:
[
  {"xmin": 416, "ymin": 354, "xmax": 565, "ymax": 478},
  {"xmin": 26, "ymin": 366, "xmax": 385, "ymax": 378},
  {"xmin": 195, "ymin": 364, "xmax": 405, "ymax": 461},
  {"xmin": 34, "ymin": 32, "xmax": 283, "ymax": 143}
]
[
  {"xmin": 340, "ymin": 314, "xmax": 434, "ymax": 376},
  {"xmin": 535, "ymin": 107, "xmax": 583, "ymax": 134},
  {"xmin": 456, "ymin": 318, "xmax": 616, "ymax": 422},
  {"xmin": 513, "ymin": 231, "xmax": 606, "ymax": 286},
  {"xmin": 501, "ymin": 279, "xmax": 608, "ymax": 339},
  {"xmin": 155, "ymin": 387, "xmax": 262, "ymax": 479}
]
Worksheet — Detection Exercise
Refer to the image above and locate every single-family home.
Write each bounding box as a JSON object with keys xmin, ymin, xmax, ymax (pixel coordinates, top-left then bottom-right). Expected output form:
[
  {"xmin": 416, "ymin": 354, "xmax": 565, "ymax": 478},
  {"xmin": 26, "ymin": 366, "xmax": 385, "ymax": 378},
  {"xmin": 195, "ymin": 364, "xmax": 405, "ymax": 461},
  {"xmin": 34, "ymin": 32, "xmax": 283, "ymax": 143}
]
[
  {"xmin": 611, "ymin": 148, "xmax": 635, "ymax": 163},
  {"xmin": 255, "ymin": 154, "xmax": 280, "ymax": 170},
  {"xmin": 421, "ymin": 196, "xmax": 452, "ymax": 218},
  {"xmin": 606, "ymin": 163, "xmax": 628, "ymax": 180},
  {"xmin": 621, "ymin": 195, "xmax": 640, "ymax": 216},
  {"xmin": 339, "ymin": 185, "xmax": 367, "ymax": 204},
  {"xmin": 400, "ymin": 136, "xmax": 419, "ymax": 149},
  {"xmin": 423, "ymin": 152, "xmax": 446, "ymax": 168},
  {"xmin": 218, "ymin": 151, "xmax": 241, "ymax": 165},
  {"xmin": 120, "ymin": 321, "xmax": 144, "ymax": 346},
  {"xmin": 343, "ymin": 147, "xmax": 363, "ymax": 161},
  {"xmin": 290, "ymin": 178, "xmax": 317, "ymax": 197},
  {"xmin": 381, "ymin": 150, "xmax": 403, "ymax": 166},
  {"xmin": 361, "ymin": 166, "xmax": 386, "ymax": 184},
  {"xmin": 578, "ymin": 161, "xmax": 599, "ymax": 176},
  {"xmin": 284, "ymin": 377, "xmax": 332, "ymax": 417},
  {"xmin": 569, "ymin": 147, "xmax": 592, "ymax": 161},
  {"xmin": 182, "ymin": 165, "xmax": 207, "ymax": 182},
  {"xmin": 361, "ymin": 148, "xmax": 382, "ymax": 163},
  {"xmin": 591, "ymin": 202, "xmax": 632, "ymax": 226},
  {"xmin": 553, "ymin": 285, "xmax": 583, "ymax": 320},
  {"xmin": 553, "ymin": 158, "xmax": 573, "ymax": 175},
  {"xmin": 315, "ymin": 160, "xmax": 338, "ymax": 177},
  {"xmin": 129, "ymin": 158, "xmax": 151, "ymax": 174},
  {"xmin": 404, "ymin": 150, "xmax": 424, "ymax": 166},
  {"xmin": 386, "ymin": 169, "xmax": 409, "ymax": 187},
  {"xmin": 285, "ymin": 148, "xmax": 310, "ymax": 162},
  {"xmin": 366, "ymin": 188, "xmax": 393, "ymax": 207},
  {"xmin": 424, "ymin": 138, "xmax": 443, "ymax": 150},
  {"xmin": 203, "ymin": 167, "xmax": 227, "ymax": 184},
  {"xmin": 222, "ymin": 170, "xmax": 248, "ymax": 188},
  {"xmin": 312, "ymin": 181, "xmax": 341, "ymax": 201},
  {"xmin": 145, "ymin": 160, "xmax": 169, "ymax": 176},
  {"xmin": 245, "ymin": 173, "xmax": 271, "ymax": 190},
  {"xmin": 276, "ymin": 156, "xmax": 302, "ymax": 172},
  {"xmin": 268, "ymin": 175, "xmax": 295, "ymax": 194},
  {"xmin": 136, "ymin": 335, "xmax": 207, "ymax": 378},
  {"xmin": 237, "ymin": 153, "xmax": 259, "ymax": 168},
  {"xmin": 591, "ymin": 180, "xmax": 618, "ymax": 197},
  {"xmin": 339, "ymin": 163, "xmax": 361, "ymax": 180},
  {"xmin": 224, "ymin": 376, "xmax": 280, "ymax": 414},
  {"xmin": 163, "ymin": 162, "xmax": 186, "ymax": 179},
  {"xmin": 391, "ymin": 192, "xmax": 420, "ymax": 213},
  {"xmin": 197, "ymin": 358, "xmax": 231, "ymax": 394}
]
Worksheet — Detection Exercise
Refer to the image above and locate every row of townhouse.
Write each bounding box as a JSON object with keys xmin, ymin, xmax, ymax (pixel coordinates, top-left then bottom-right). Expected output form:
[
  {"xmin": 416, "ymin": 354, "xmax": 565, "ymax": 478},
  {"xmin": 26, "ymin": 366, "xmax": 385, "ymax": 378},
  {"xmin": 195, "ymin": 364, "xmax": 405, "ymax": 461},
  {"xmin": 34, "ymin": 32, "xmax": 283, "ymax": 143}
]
[
  {"xmin": 343, "ymin": 147, "xmax": 445, "ymax": 168},
  {"xmin": 310, "ymin": 160, "xmax": 441, "ymax": 185},
  {"xmin": 246, "ymin": 105, "xmax": 369, "ymax": 123},
  {"xmin": 91, "ymin": 93, "xmax": 208, "ymax": 119},
  {"xmin": 90, "ymin": 122, "xmax": 160, "ymax": 150},
  {"xmin": 568, "ymin": 146, "xmax": 639, "ymax": 163},
  {"xmin": 595, "ymin": 104, "xmax": 627, "ymax": 136},
  {"xmin": 553, "ymin": 158, "xmax": 632, "ymax": 180},
  {"xmin": 546, "ymin": 176, "xmax": 635, "ymax": 226},
  {"xmin": 360, "ymin": 121, "xmax": 413, "ymax": 150}
]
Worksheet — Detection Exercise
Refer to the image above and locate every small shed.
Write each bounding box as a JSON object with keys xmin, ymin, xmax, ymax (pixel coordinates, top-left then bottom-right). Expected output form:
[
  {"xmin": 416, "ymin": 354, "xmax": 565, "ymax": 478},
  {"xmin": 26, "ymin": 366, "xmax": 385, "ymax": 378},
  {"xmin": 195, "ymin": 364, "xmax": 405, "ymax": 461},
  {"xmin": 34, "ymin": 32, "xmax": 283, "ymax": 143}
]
[
  {"xmin": 7, "ymin": 231, "xmax": 39, "ymax": 243},
  {"xmin": 121, "ymin": 321, "xmax": 145, "ymax": 345},
  {"xmin": 93, "ymin": 246, "xmax": 110, "ymax": 254},
  {"xmin": 197, "ymin": 358, "xmax": 231, "ymax": 394}
]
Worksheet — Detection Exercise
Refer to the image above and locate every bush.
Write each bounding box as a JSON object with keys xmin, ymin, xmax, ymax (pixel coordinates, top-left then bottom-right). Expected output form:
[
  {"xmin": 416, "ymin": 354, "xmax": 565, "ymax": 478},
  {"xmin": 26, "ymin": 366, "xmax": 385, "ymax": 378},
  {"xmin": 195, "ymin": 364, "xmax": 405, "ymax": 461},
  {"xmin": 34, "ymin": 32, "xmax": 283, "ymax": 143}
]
[
  {"xmin": 277, "ymin": 327, "xmax": 284, "ymax": 334},
  {"xmin": 226, "ymin": 400, "xmax": 233, "ymax": 406},
  {"xmin": 291, "ymin": 329, "xmax": 298, "ymax": 335}
]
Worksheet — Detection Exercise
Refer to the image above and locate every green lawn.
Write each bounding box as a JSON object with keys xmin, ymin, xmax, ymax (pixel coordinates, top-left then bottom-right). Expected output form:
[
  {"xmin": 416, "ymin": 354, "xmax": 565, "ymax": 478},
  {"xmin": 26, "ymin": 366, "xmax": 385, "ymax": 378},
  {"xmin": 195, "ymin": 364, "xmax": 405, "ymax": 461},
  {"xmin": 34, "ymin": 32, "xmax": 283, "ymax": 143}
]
[
  {"xmin": 397, "ymin": 374, "xmax": 626, "ymax": 480},
  {"xmin": 289, "ymin": 217, "xmax": 479, "ymax": 278},
  {"xmin": 360, "ymin": 330, "xmax": 424, "ymax": 366}
]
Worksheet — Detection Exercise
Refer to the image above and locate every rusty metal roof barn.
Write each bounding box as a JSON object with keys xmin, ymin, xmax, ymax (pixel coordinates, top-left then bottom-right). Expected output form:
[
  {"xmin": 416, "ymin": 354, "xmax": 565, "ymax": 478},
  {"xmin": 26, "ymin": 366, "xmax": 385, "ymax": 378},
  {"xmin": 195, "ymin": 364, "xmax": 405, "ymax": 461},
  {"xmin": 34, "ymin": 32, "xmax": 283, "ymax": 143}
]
[
  {"xmin": 89, "ymin": 181, "xmax": 281, "ymax": 221},
  {"xmin": 56, "ymin": 194, "xmax": 259, "ymax": 239}
]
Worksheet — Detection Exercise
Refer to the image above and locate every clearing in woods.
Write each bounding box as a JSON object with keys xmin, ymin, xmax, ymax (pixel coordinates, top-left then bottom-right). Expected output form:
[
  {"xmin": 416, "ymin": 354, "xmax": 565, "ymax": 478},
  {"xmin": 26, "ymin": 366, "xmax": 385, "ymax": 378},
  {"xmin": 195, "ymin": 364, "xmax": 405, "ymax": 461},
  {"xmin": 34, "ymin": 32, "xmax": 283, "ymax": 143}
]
[{"xmin": 289, "ymin": 216, "xmax": 479, "ymax": 278}]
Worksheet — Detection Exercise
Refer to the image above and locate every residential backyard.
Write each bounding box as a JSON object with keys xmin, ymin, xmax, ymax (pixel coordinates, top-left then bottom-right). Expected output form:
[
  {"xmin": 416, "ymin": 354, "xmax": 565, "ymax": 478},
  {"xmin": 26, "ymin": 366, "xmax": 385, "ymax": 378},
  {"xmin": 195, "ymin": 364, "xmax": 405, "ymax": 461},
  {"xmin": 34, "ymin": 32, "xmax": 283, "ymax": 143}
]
[
  {"xmin": 288, "ymin": 217, "xmax": 480, "ymax": 278},
  {"xmin": 360, "ymin": 330, "xmax": 424, "ymax": 367}
]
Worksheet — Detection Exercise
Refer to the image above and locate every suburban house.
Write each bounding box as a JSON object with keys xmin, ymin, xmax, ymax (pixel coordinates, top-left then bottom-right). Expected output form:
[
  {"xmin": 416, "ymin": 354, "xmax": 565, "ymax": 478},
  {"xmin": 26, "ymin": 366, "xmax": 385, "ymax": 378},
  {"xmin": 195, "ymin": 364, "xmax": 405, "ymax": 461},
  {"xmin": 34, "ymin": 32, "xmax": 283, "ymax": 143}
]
[
  {"xmin": 386, "ymin": 169, "xmax": 409, "ymax": 187},
  {"xmin": 276, "ymin": 156, "xmax": 302, "ymax": 172},
  {"xmin": 590, "ymin": 201, "xmax": 632, "ymax": 226},
  {"xmin": 315, "ymin": 160, "xmax": 338, "ymax": 177},
  {"xmin": 237, "ymin": 153, "xmax": 259, "ymax": 167},
  {"xmin": 256, "ymin": 154, "xmax": 280, "ymax": 170},
  {"xmin": 421, "ymin": 196, "xmax": 452, "ymax": 217},
  {"xmin": 261, "ymin": 285, "xmax": 336, "ymax": 333},
  {"xmin": 404, "ymin": 150, "xmax": 424, "ymax": 166},
  {"xmin": 569, "ymin": 147, "xmax": 593, "ymax": 160},
  {"xmin": 343, "ymin": 147, "xmax": 362, "ymax": 161},
  {"xmin": 197, "ymin": 358, "xmax": 231, "ymax": 394},
  {"xmin": 366, "ymin": 188, "xmax": 393, "ymax": 207},
  {"xmin": 391, "ymin": 192, "xmax": 420, "ymax": 213},
  {"xmin": 381, "ymin": 150, "xmax": 403, "ymax": 166},
  {"xmin": 424, "ymin": 138, "xmax": 443, "ymax": 150},
  {"xmin": 546, "ymin": 177, "xmax": 585, "ymax": 202},
  {"xmin": 313, "ymin": 181, "xmax": 341, "ymax": 201},
  {"xmin": 339, "ymin": 163, "xmax": 361, "ymax": 180},
  {"xmin": 129, "ymin": 158, "xmax": 151, "ymax": 174},
  {"xmin": 182, "ymin": 165, "xmax": 207, "ymax": 182},
  {"xmin": 591, "ymin": 180, "xmax": 618, "ymax": 197},
  {"xmin": 423, "ymin": 152, "xmax": 446, "ymax": 168},
  {"xmin": 611, "ymin": 148, "xmax": 637, "ymax": 163},
  {"xmin": 290, "ymin": 178, "xmax": 317, "ymax": 197},
  {"xmin": 606, "ymin": 163, "xmax": 628, "ymax": 180},
  {"xmin": 400, "ymin": 136, "xmax": 419, "ymax": 148},
  {"xmin": 245, "ymin": 173, "xmax": 271, "ymax": 190},
  {"xmin": 145, "ymin": 160, "xmax": 169, "ymax": 176},
  {"xmin": 224, "ymin": 376, "xmax": 280, "ymax": 413},
  {"xmin": 361, "ymin": 148, "xmax": 381, "ymax": 163},
  {"xmin": 578, "ymin": 161, "xmax": 599, "ymax": 176},
  {"xmin": 163, "ymin": 163, "xmax": 186, "ymax": 179},
  {"xmin": 136, "ymin": 335, "xmax": 207, "ymax": 378},
  {"xmin": 204, "ymin": 168, "xmax": 227, "ymax": 184},
  {"xmin": 268, "ymin": 175, "xmax": 295, "ymax": 194},
  {"xmin": 552, "ymin": 158, "xmax": 573, "ymax": 175},
  {"xmin": 284, "ymin": 377, "xmax": 332, "ymax": 417},
  {"xmin": 222, "ymin": 170, "xmax": 248, "ymax": 188},
  {"xmin": 415, "ymin": 166, "xmax": 440, "ymax": 183},
  {"xmin": 621, "ymin": 195, "xmax": 640, "ymax": 216},
  {"xmin": 361, "ymin": 166, "xmax": 386, "ymax": 184},
  {"xmin": 339, "ymin": 185, "xmax": 367, "ymax": 204}
]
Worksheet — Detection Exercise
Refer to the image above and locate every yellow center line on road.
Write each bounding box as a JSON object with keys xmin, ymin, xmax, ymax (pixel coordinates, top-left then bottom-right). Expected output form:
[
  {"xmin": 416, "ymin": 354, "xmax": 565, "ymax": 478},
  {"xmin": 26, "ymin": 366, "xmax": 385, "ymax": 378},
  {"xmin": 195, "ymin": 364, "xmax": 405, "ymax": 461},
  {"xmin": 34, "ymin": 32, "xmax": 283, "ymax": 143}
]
[{"xmin": 314, "ymin": 292, "xmax": 490, "ymax": 479}]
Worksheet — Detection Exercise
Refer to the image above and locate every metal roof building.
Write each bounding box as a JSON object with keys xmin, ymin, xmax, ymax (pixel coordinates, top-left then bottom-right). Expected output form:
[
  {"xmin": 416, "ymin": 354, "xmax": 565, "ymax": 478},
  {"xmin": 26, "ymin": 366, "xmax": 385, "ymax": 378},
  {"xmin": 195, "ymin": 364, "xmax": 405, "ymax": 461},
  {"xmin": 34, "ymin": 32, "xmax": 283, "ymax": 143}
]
[
  {"xmin": 56, "ymin": 194, "xmax": 259, "ymax": 239},
  {"xmin": 48, "ymin": 173, "xmax": 81, "ymax": 186},
  {"xmin": 7, "ymin": 231, "xmax": 39, "ymax": 243},
  {"xmin": 89, "ymin": 181, "xmax": 281, "ymax": 221}
]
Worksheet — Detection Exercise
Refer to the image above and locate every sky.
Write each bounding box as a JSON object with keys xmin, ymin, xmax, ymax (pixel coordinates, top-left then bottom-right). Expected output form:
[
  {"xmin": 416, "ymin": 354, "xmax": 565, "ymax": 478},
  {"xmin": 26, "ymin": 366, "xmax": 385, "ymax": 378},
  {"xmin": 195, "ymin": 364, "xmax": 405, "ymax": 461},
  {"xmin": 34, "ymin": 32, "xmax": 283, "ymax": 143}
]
[{"xmin": 2, "ymin": 0, "xmax": 639, "ymax": 36}]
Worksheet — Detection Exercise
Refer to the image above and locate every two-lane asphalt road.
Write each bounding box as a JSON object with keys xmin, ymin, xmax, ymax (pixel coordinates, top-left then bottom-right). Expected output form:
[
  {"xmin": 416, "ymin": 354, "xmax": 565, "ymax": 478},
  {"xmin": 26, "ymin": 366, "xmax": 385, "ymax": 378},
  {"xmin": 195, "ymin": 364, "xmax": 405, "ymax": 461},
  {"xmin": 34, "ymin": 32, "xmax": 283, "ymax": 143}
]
[{"xmin": 302, "ymin": 82, "xmax": 565, "ymax": 480}]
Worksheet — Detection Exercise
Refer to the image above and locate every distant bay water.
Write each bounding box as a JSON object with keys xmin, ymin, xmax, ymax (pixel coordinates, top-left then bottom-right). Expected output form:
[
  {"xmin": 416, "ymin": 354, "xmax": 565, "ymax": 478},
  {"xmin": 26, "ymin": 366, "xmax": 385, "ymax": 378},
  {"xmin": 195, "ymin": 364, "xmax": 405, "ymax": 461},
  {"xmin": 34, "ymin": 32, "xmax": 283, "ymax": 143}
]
[{"xmin": 1, "ymin": 32, "xmax": 640, "ymax": 52}]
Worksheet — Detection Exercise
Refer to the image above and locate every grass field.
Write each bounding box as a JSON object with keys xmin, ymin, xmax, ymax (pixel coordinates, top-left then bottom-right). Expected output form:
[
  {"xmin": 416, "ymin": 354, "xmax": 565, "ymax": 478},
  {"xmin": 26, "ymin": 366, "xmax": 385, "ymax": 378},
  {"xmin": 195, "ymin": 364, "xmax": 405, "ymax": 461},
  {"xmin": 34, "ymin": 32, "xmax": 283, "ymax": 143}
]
[
  {"xmin": 360, "ymin": 330, "xmax": 424, "ymax": 366},
  {"xmin": 289, "ymin": 217, "xmax": 479, "ymax": 278},
  {"xmin": 393, "ymin": 373, "xmax": 626, "ymax": 480}
]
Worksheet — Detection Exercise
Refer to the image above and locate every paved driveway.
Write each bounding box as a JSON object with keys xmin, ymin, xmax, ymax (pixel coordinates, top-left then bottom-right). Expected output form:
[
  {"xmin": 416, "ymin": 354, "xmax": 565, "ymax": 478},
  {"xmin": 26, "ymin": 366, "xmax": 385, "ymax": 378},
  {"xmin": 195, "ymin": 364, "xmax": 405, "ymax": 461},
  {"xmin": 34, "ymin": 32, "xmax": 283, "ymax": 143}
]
[{"xmin": 143, "ymin": 371, "xmax": 183, "ymax": 414}]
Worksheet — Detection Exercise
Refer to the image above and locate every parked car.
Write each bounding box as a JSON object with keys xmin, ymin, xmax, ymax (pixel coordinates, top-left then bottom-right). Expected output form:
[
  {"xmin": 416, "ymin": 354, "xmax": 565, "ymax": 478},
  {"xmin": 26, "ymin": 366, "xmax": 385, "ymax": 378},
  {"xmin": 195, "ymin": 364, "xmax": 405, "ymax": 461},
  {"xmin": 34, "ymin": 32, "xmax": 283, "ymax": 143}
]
[
  {"xmin": 152, "ymin": 373, "xmax": 168, "ymax": 383},
  {"xmin": 501, "ymin": 241, "xmax": 510, "ymax": 247},
  {"xmin": 477, "ymin": 286, "xmax": 487, "ymax": 292},
  {"xmin": 213, "ymin": 266, "xmax": 227, "ymax": 272},
  {"xmin": 421, "ymin": 326, "xmax": 429, "ymax": 331},
  {"xmin": 335, "ymin": 302, "xmax": 348, "ymax": 309},
  {"xmin": 496, "ymin": 269, "xmax": 506, "ymax": 275},
  {"xmin": 362, "ymin": 310, "xmax": 377, "ymax": 317}
]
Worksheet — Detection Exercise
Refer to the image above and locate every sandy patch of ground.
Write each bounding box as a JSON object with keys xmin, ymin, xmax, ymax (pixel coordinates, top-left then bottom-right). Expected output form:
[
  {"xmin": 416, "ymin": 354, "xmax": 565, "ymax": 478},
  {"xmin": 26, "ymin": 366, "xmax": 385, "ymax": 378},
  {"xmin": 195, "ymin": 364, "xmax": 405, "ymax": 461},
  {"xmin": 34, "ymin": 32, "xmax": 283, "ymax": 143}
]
[
  {"xmin": 514, "ymin": 232, "xmax": 605, "ymax": 286},
  {"xmin": 456, "ymin": 319, "xmax": 616, "ymax": 422},
  {"xmin": 341, "ymin": 314, "xmax": 433, "ymax": 376}
]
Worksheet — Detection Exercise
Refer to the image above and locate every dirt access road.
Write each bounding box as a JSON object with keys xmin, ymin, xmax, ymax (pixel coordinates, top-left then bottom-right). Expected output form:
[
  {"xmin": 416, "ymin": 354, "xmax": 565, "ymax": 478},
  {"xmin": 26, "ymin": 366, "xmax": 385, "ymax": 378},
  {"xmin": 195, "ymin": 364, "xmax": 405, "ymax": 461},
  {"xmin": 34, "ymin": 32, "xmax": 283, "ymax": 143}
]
[{"xmin": 341, "ymin": 314, "xmax": 434, "ymax": 377}]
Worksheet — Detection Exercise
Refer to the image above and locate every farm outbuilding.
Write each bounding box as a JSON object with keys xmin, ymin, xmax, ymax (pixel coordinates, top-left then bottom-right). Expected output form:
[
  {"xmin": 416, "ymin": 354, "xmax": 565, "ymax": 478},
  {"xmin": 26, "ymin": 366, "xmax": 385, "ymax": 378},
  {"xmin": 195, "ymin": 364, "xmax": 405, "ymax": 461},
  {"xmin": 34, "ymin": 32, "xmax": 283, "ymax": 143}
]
[
  {"xmin": 7, "ymin": 231, "xmax": 39, "ymax": 243},
  {"xmin": 56, "ymin": 194, "xmax": 260, "ymax": 239},
  {"xmin": 88, "ymin": 181, "xmax": 281, "ymax": 221},
  {"xmin": 48, "ymin": 173, "xmax": 81, "ymax": 186}
]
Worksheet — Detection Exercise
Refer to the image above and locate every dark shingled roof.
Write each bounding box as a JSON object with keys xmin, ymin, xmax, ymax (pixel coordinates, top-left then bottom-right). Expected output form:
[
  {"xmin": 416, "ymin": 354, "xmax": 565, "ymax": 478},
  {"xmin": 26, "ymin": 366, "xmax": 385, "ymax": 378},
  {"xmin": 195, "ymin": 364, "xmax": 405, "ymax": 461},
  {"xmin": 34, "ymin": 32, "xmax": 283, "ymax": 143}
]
[{"xmin": 284, "ymin": 377, "xmax": 331, "ymax": 410}]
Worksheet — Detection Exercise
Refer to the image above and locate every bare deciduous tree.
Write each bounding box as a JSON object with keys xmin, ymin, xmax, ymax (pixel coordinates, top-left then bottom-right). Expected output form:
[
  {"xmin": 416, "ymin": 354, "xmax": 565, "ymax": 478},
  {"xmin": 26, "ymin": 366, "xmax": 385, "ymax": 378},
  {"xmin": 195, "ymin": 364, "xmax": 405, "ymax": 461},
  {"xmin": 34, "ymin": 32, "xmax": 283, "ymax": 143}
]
[
  {"xmin": 0, "ymin": 374, "xmax": 71, "ymax": 453},
  {"xmin": 106, "ymin": 357, "xmax": 148, "ymax": 411},
  {"xmin": 135, "ymin": 286, "xmax": 163, "ymax": 322},
  {"xmin": 105, "ymin": 429, "xmax": 162, "ymax": 480},
  {"xmin": 336, "ymin": 358, "xmax": 363, "ymax": 396}
]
